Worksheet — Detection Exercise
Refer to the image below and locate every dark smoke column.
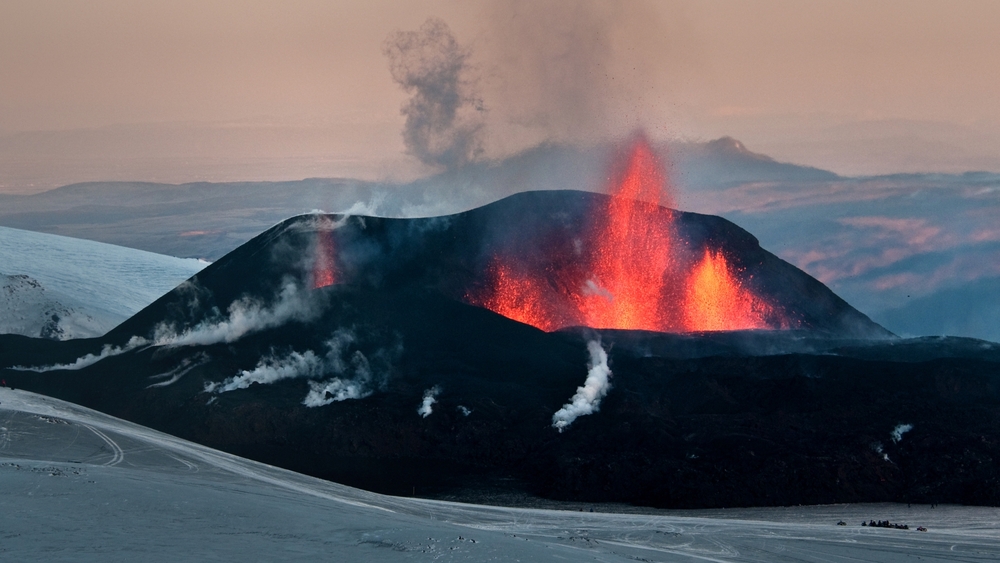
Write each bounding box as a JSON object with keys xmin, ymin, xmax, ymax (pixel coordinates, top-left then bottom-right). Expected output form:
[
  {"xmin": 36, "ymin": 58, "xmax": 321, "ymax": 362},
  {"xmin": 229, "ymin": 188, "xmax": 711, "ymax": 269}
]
[{"xmin": 383, "ymin": 18, "xmax": 485, "ymax": 169}]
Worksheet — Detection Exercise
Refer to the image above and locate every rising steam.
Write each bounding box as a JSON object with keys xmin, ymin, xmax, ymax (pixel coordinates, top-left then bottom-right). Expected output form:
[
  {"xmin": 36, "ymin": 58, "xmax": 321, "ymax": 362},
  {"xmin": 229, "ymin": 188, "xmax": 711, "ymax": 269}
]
[
  {"xmin": 153, "ymin": 280, "xmax": 319, "ymax": 347},
  {"xmin": 10, "ymin": 336, "xmax": 149, "ymax": 372},
  {"xmin": 552, "ymin": 340, "xmax": 612, "ymax": 432},
  {"xmin": 384, "ymin": 18, "xmax": 485, "ymax": 169},
  {"xmin": 891, "ymin": 423, "xmax": 913, "ymax": 443},
  {"xmin": 418, "ymin": 385, "xmax": 442, "ymax": 418},
  {"xmin": 201, "ymin": 328, "xmax": 400, "ymax": 407},
  {"xmin": 146, "ymin": 353, "xmax": 209, "ymax": 388}
]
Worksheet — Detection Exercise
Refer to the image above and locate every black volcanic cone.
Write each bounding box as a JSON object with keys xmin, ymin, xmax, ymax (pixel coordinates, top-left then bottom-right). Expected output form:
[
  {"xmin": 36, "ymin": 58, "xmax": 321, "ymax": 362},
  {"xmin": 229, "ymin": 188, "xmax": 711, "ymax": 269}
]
[
  {"xmin": 110, "ymin": 190, "xmax": 890, "ymax": 342},
  {"xmin": 5, "ymin": 190, "xmax": 1000, "ymax": 509}
]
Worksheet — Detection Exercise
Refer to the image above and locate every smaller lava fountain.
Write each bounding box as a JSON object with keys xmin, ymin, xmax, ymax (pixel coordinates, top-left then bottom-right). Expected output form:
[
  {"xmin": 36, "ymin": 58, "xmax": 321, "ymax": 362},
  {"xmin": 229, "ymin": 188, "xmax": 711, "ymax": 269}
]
[
  {"xmin": 311, "ymin": 219, "xmax": 337, "ymax": 290},
  {"xmin": 470, "ymin": 133, "xmax": 783, "ymax": 333}
]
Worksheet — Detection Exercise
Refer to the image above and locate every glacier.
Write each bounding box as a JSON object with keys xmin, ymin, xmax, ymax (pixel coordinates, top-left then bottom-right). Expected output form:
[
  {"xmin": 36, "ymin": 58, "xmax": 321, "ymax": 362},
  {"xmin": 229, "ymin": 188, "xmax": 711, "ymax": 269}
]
[{"xmin": 0, "ymin": 225, "xmax": 206, "ymax": 338}]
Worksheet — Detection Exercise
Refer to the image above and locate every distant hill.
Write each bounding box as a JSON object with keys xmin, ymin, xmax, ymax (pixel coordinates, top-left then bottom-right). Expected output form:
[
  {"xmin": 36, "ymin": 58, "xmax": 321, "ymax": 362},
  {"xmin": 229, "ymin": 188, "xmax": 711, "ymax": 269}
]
[{"xmin": 0, "ymin": 137, "xmax": 840, "ymax": 260}]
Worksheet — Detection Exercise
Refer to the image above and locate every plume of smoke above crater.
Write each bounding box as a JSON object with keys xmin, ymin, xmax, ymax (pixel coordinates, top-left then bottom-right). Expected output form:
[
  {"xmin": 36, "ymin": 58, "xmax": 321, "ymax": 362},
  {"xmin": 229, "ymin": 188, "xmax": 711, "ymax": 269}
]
[
  {"xmin": 552, "ymin": 340, "xmax": 613, "ymax": 432},
  {"xmin": 384, "ymin": 17, "xmax": 485, "ymax": 170},
  {"xmin": 479, "ymin": 0, "xmax": 681, "ymax": 149}
]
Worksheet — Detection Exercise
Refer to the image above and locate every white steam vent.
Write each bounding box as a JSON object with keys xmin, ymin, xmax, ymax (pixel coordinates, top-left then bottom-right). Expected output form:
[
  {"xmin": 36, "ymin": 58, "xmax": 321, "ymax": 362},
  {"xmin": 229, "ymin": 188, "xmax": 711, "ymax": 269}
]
[
  {"xmin": 552, "ymin": 340, "xmax": 612, "ymax": 432},
  {"xmin": 418, "ymin": 386, "xmax": 442, "ymax": 418},
  {"xmin": 891, "ymin": 423, "xmax": 913, "ymax": 443}
]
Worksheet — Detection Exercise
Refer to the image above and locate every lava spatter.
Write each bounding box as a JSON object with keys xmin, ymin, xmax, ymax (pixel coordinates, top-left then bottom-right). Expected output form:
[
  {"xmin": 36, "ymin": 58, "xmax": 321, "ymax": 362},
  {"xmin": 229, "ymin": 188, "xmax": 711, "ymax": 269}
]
[{"xmin": 312, "ymin": 226, "xmax": 336, "ymax": 289}]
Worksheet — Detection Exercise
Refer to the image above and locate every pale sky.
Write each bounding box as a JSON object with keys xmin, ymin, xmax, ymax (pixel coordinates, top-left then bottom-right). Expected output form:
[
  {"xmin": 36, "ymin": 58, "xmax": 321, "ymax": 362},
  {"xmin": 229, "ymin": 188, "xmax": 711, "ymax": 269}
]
[{"xmin": 2, "ymin": 0, "xmax": 999, "ymax": 192}]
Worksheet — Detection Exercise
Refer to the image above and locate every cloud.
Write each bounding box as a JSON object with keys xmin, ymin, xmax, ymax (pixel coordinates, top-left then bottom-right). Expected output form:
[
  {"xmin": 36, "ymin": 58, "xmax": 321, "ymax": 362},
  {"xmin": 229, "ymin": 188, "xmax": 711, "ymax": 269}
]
[
  {"xmin": 838, "ymin": 216, "xmax": 943, "ymax": 248},
  {"xmin": 552, "ymin": 340, "xmax": 613, "ymax": 432}
]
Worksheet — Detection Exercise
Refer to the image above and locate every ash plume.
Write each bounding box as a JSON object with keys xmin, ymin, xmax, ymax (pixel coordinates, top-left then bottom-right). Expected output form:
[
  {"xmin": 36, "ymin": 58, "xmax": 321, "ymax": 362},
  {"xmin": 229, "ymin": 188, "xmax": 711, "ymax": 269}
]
[
  {"xmin": 552, "ymin": 339, "xmax": 613, "ymax": 432},
  {"xmin": 384, "ymin": 17, "xmax": 485, "ymax": 169},
  {"xmin": 418, "ymin": 385, "xmax": 442, "ymax": 418},
  {"xmin": 480, "ymin": 0, "xmax": 679, "ymax": 147}
]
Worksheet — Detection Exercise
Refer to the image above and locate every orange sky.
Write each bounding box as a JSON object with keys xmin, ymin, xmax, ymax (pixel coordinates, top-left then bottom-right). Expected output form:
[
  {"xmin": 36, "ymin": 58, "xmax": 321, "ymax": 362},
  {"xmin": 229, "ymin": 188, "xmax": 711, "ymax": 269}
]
[{"xmin": 1, "ymin": 0, "xmax": 999, "ymax": 192}]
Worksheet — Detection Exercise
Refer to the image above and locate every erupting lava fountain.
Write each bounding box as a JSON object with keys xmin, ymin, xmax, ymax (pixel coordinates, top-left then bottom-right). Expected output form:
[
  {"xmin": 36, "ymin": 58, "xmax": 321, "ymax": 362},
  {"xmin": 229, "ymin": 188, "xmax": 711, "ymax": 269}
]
[{"xmin": 470, "ymin": 134, "xmax": 783, "ymax": 332}]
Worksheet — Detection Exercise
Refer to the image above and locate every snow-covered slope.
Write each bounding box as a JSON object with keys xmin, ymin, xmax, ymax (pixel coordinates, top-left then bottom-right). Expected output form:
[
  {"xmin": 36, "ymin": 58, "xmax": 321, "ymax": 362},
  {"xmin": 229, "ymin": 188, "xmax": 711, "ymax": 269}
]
[
  {"xmin": 0, "ymin": 226, "xmax": 206, "ymax": 338},
  {"xmin": 0, "ymin": 274, "xmax": 103, "ymax": 339},
  {"xmin": 2, "ymin": 387, "xmax": 998, "ymax": 562}
]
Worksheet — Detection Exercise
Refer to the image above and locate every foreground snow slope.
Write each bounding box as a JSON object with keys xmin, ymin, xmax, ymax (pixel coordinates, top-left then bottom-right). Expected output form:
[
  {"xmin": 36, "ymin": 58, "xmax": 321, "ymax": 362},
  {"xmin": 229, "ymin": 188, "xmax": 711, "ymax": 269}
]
[
  {"xmin": 0, "ymin": 225, "xmax": 206, "ymax": 337},
  {"xmin": 1, "ymin": 388, "xmax": 998, "ymax": 562}
]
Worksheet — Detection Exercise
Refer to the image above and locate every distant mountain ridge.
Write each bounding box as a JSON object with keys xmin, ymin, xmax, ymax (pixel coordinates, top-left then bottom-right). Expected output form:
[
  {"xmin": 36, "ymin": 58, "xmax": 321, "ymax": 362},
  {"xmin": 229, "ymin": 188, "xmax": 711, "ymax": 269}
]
[{"xmin": 0, "ymin": 137, "xmax": 840, "ymax": 260}]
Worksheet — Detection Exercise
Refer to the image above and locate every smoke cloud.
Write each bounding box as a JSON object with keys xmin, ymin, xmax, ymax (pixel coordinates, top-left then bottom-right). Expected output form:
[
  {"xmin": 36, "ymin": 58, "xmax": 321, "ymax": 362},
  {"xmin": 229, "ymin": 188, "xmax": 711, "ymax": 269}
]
[
  {"xmin": 479, "ymin": 0, "xmax": 681, "ymax": 150},
  {"xmin": 153, "ymin": 280, "xmax": 319, "ymax": 348},
  {"xmin": 552, "ymin": 339, "xmax": 613, "ymax": 432},
  {"xmin": 417, "ymin": 385, "xmax": 442, "ymax": 418},
  {"xmin": 384, "ymin": 18, "xmax": 485, "ymax": 169},
  {"xmin": 891, "ymin": 423, "xmax": 913, "ymax": 443}
]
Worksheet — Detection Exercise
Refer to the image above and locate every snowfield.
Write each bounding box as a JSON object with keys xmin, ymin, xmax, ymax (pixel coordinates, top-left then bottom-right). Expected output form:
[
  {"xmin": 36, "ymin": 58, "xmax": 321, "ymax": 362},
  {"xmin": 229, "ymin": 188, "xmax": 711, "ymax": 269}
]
[
  {"xmin": 0, "ymin": 226, "xmax": 206, "ymax": 338},
  {"xmin": 2, "ymin": 387, "xmax": 998, "ymax": 562}
]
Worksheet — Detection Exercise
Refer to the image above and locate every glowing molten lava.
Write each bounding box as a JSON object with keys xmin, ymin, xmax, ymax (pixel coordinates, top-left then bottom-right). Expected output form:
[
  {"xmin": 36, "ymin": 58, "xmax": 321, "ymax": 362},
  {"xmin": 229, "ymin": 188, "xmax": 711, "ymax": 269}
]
[
  {"xmin": 683, "ymin": 249, "xmax": 772, "ymax": 331},
  {"xmin": 479, "ymin": 261, "xmax": 560, "ymax": 331},
  {"xmin": 312, "ymin": 228, "xmax": 336, "ymax": 289},
  {"xmin": 579, "ymin": 135, "xmax": 677, "ymax": 331},
  {"xmin": 470, "ymin": 133, "xmax": 782, "ymax": 333}
]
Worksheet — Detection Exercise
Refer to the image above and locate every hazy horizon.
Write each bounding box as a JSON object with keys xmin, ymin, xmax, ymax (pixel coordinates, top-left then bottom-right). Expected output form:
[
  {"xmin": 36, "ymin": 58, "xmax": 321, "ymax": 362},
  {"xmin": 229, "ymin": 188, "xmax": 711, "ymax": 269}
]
[{"xmin": 2, "ymin": 0, "xmax": 999, "ymax": 194}]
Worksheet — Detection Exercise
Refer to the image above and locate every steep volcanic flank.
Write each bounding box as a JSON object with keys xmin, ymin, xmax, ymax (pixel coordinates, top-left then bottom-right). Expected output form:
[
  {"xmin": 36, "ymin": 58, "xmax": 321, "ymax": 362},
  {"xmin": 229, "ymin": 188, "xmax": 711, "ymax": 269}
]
[{"xmin": 4, "ymin": 189, "xmax": 1000, "ymax": 509}]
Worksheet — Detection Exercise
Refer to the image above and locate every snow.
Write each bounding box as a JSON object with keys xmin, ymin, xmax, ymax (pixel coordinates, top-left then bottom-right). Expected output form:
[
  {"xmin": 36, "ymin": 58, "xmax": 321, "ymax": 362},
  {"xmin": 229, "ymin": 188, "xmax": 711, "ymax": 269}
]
[
  {"xmin": 0, "ymin": 226, "xmax": 206, "ymax": 337},
  {"xmin": 2, "ymin": 387, "xmax": 998, "ymax": 562},
  {"xmin": 0, "ymin": 274, "xmax": 104, "ymax": 339}
]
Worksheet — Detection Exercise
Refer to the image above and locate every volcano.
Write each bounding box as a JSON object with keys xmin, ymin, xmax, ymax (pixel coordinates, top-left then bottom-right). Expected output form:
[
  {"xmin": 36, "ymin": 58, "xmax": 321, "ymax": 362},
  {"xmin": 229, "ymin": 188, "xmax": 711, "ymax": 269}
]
[{"xmin": 3, "ymin": 189, "xmax": 1000, "ymax": 509}]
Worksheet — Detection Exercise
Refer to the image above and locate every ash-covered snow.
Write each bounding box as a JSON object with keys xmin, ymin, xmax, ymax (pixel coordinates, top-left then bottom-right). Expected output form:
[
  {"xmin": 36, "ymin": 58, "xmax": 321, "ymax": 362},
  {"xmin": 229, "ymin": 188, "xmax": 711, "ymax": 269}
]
[
  {"xmin": 4, "ymin": 387, "xmax": 998, "ymax": 562},
  {"xmin": 0, "ymin": 225, "xmax": 206, "ymax": 338}
]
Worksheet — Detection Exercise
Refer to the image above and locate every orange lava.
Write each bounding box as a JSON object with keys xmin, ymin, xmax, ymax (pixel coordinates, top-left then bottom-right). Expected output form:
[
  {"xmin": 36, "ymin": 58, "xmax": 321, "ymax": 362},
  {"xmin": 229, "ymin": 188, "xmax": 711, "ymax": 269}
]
[
  {"xmin": 312, "ymin": 228, "xmax": 336, "ymax": 289},
  {"xmin": 478, "ymin": 261, "xmax": 560, "ymax": 331},
  {"xmin": 469, "ymin": 132, "xmax": 782, "ymax": 333},
  {"xmin": 579, "ymin": 135, "xmax": 677, "ymax": 331},
  {"xmin": 683, "ymin": 249, "xmax": 772, "ymax": 331}
]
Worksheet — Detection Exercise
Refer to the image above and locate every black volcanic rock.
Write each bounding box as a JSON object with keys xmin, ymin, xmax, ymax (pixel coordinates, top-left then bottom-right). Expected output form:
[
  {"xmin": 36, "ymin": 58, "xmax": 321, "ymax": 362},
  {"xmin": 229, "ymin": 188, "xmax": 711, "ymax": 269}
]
[{"xmin": 5, "ymin": 189, "xmax": 1000, "ymax": 509}]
